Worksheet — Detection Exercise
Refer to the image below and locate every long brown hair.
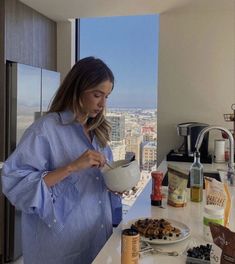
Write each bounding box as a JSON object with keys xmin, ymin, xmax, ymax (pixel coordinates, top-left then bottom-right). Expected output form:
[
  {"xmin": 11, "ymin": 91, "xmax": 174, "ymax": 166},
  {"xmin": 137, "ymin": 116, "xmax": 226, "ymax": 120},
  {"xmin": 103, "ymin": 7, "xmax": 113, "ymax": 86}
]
[{"xmin": 48, "ymin": 57, "xmax": 114, "ymax": 148}]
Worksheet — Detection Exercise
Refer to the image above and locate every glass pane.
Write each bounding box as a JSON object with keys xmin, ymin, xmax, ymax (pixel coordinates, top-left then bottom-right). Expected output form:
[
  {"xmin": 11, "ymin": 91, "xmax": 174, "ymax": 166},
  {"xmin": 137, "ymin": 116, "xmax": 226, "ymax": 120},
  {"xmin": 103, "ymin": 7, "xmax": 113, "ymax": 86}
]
[
  {"xmin": 79, "ymin": 15, "xmax": 159, "ymax": 214},
  {"xmin": 41, "ymin": 69, "xmax": 60, "ymax": 112},
  {"xmin": 16, "ymin": 64, "xmax": 41, "ymax": 143}
]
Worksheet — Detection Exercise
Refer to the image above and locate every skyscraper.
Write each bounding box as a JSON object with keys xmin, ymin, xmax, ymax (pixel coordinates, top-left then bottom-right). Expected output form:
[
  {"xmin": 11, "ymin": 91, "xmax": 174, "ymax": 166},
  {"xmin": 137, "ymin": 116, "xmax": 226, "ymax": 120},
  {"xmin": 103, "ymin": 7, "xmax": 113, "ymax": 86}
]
[
  {"xmin": 142, "ymin": 141, "xmax": 157, "ymax": 171},
  {"xmin": 125, "ymin": 133, "xmax": 142, "ymax": 165},
  {"xmin": 106, "ymin": 113, "xmax": 125, "ymax": 141}
]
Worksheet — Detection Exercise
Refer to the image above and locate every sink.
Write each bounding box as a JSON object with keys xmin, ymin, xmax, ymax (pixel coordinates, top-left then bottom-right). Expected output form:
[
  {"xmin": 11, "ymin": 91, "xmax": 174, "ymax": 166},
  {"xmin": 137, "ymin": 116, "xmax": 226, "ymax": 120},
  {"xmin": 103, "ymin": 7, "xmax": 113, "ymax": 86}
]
[
  {"xmin": 204, "ymin": 172, "xmax": 221, "ymax": 182},
  {"xmin": 162, "ymin": 171, "xmax": 221, "ymax": 188}
]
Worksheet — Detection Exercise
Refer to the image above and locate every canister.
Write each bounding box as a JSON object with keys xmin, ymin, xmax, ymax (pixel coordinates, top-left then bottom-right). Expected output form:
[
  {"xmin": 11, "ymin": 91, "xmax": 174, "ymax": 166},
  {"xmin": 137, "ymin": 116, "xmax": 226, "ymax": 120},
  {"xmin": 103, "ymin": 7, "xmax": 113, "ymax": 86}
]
[
  {"xmin": 203, "ymin": 204, "xmax": 224, "ymax": 242},
  {"xmin": 121, "ymin": 228, "xmax": 139, "ymax": 264},
  {"xmin": 214, "ymin": 139, "xmax": 225, "ymax": 163}
]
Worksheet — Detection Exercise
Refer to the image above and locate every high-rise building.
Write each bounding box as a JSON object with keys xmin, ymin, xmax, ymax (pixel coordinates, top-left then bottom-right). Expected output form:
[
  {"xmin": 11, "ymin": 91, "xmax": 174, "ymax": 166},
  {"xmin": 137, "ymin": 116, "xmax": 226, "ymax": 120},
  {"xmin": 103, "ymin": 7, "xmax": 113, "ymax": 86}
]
[
  {"xmin": 110, "ymin": 141, "xmax": 126, "ymax": 161},
  {"xmin": 143, "ymin": 131, "xmax": 157, "ymax": 142},
  {"xmin": 142, "ymin": 141, "xmax": 157, "ymax": 171},
  {"xmin": 142, "ymin": 126, "xmax": 155, "ymax": 133},
  {"xmin": 125, "ymin": 133, "xmax": 142, "ymax": 165},
  {"xmin": 106, "ymin": 113, "xmax": 125, "ymax": 141}
]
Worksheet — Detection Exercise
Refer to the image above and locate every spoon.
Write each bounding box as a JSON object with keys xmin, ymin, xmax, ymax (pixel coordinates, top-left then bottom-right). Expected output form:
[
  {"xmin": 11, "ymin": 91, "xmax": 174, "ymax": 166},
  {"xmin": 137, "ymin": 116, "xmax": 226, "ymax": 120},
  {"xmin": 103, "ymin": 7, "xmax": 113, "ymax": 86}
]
[
  {"xmin": 105, "ymin": 161, "xmax": 114, "ymax": 169},
  {"xmin": 140, "ymin": 241, "xmax": 179, "ymax": 257},
  {"xmin": 121, "ymin": 155, "xmax": 136, "ymax": 168}
]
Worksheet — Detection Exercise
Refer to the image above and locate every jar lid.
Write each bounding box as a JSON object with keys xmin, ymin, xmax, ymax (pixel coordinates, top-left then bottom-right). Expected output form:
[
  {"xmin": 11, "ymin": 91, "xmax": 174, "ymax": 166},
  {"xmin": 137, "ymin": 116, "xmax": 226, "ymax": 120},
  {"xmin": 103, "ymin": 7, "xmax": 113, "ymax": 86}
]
[
  {"xmin": 204, "ymin": 204, "xmax": 224, "ymax": 216},
  {"xmin": 151, "ymin": 171, "xmax": 163, "ymax": 177}
]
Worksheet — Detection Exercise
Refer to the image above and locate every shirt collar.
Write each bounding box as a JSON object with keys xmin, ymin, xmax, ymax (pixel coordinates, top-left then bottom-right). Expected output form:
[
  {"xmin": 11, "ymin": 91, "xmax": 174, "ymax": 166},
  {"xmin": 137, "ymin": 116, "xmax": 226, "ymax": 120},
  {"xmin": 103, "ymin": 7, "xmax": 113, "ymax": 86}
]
[{"xmin": 59, "ymin": 110, "xmax": 75, "ymax": 125}]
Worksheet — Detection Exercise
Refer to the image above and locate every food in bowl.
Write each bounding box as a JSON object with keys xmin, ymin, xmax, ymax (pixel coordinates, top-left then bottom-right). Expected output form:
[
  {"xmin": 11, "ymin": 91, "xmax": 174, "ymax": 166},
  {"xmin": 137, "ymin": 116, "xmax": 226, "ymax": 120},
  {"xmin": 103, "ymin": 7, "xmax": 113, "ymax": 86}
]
[{"xmin": 102, "ymin": 160, "xmax": 140, "ymax": 193}]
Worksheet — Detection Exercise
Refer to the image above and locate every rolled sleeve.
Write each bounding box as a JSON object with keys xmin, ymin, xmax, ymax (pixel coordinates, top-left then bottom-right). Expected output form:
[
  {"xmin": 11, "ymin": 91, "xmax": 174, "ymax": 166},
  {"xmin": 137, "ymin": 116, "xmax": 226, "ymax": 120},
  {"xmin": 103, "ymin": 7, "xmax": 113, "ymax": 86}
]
[{"xmin": 1, "ymin": 129, "xmax": 65, "ymax": 231}]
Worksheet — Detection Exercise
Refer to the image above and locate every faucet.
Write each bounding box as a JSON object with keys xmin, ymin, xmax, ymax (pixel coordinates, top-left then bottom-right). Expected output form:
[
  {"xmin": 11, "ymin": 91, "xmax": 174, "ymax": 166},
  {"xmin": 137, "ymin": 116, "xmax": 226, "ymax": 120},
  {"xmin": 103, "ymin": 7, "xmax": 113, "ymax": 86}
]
[{"xmin": 195, "ymin": 126, "xmax": 234, "ymax": 185}]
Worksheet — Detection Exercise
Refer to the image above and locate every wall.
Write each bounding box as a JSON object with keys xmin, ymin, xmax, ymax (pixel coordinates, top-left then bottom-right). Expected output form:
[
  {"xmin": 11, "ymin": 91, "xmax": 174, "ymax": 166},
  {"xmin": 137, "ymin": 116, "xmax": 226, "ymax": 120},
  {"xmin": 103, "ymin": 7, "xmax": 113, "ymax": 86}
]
[
  {"xmin": 0, "ymin": 1, "xmax": 6, "ymax": 165},
  {"xmin": 0, "ymin": 1, "xmax": 57, "ymax": 261},
  {"xmin": 157, "ymin": 1, "xmax": 235, "ymax": 163},
  {"xmin": 0, "ymin": 4, "xmax": 5, "ymax": 260},
  {"xmin": 0, "ymin": 0, "xmax": 57, "ymax": 161},
  {"xmin": 5, "ymin": 0, "xmax": 57, "ymax": 70},
  {"xmin": 57, "ymin": 19, "xmax": 76, "ymax": 81}
]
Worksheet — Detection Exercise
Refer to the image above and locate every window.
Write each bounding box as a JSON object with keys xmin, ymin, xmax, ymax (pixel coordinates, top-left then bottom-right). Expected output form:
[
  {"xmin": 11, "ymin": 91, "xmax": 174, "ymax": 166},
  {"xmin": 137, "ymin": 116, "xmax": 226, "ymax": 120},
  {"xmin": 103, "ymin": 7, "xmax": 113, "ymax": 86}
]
[{"xmin": 78, "ymin": 15, "xmax": 159, "ymax": 208}]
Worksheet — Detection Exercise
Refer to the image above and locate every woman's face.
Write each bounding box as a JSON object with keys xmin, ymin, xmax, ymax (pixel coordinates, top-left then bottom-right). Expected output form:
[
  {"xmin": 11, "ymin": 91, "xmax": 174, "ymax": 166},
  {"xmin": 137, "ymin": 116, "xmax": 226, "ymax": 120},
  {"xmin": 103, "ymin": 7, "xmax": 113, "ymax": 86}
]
[{"xmin": 81, "ymin": 80, "xmax": 113, "ymax": 118}]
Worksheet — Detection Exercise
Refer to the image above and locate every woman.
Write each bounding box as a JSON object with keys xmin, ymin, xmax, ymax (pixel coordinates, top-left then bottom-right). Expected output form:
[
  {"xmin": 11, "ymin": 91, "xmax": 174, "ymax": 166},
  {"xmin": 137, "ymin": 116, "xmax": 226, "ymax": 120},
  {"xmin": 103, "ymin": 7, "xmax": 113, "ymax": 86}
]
[{"xmin": 2, "ymin": 57, "xmax": 121, "ymax": 264}]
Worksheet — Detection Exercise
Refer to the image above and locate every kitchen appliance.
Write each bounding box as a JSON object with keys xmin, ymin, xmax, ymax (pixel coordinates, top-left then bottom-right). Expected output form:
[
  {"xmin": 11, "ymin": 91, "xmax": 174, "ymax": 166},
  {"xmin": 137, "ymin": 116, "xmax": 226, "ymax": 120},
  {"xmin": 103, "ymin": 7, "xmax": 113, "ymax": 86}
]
[
  {"xmin": 2, "ymin": 61, "xmax": 60, "ymax": 262},
  {"xmin": 177, "ymin": 122, "xmax": 209, "ymax": 157},
  {"xmin": 167, "ymin": 122, "xmax": 212, "ymax": 163}
]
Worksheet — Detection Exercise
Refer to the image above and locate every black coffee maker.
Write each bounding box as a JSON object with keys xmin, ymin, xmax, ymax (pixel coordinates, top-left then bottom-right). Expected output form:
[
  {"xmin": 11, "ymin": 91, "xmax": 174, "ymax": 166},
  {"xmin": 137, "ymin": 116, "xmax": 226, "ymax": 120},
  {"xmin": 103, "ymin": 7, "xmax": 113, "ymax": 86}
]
[
  {"xmin": 167, "ymin": 122, "xmax": 212, "ymax": 163},
  {"xmin": 177, "ymin": 122, "xmax": 209, "ymax": 157}
]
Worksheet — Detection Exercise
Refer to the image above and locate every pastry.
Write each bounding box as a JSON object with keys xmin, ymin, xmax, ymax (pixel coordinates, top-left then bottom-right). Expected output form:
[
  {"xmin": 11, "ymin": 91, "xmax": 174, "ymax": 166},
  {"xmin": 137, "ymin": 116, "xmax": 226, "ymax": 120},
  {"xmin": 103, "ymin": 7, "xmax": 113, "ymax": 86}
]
[{"xmin": 131, "ymin": 218, "xmax": 181, "ymax": 239}]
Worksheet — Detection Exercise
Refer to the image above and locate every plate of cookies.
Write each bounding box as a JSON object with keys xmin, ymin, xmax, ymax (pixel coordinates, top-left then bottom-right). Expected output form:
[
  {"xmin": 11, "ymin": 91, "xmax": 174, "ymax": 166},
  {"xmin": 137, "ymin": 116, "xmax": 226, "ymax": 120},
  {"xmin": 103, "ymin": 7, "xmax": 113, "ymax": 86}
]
[{"xmin": 129, "ymin": 218, "xmax": 190, "ymax": 244}]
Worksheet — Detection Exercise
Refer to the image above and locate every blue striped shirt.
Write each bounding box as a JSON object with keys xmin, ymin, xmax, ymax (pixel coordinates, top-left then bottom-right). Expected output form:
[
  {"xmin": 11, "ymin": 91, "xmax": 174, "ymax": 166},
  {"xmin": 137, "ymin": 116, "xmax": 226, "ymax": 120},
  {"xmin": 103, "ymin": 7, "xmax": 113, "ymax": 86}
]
[{"xmin": 1, "ymin": 111, "xmax": 120, "ymax": 264}]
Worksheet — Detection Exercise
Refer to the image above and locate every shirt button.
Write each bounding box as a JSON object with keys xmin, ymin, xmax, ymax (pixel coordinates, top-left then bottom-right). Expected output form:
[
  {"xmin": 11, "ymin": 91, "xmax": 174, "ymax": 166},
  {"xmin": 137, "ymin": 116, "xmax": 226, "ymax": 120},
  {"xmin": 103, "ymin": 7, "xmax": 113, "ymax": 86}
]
[
  {"xmin": 96, "ymin": 177, "xmax": 99, "ymax": 180},
  {"xmin": 99, "ymin": 200, "xmax": 102, "ymax": 204},
  {"xmin": 101, "ymin": 224, "xmax": 104, "ymax": 228},
  {"xmin": 48, "ymin": 224, "xmax": 52, "ymax": 228},
  {"xmin": 53, "ymin": 219, "xmax": 57, "ymax": 223}
]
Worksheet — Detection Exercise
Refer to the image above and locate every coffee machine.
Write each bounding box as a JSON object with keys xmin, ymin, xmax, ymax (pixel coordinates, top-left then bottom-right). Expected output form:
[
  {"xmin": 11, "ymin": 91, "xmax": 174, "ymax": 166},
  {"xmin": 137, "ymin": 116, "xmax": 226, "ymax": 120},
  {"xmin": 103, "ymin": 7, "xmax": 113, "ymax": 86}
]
[{"xmin": 167, "ymin": 122, "xmax": 212, "ymax": 163}]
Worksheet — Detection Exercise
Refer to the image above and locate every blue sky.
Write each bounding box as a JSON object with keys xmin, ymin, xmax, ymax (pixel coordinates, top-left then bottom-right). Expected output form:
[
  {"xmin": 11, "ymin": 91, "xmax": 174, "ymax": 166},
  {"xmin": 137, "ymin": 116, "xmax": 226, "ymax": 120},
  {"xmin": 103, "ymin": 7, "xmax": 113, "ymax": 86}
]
[{"xmin": 80, "ymin": 15, "xmax": 159, "ymax": 108}]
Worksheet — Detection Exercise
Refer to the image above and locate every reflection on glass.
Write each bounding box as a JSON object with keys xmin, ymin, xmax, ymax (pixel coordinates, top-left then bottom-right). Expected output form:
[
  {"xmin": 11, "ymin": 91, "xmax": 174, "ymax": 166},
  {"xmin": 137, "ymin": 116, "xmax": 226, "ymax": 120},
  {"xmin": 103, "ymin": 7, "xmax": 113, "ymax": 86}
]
[
  {"xmin": 15, "ymin": 65, "xmax": 60, "ymax": 143},
  {"xmin": 17, "ymin": 64, "xmax": 41, "ymax": 143},
  {"xmin": 41, "ymin": 69, "xmax": 60, "ymax": 112}
]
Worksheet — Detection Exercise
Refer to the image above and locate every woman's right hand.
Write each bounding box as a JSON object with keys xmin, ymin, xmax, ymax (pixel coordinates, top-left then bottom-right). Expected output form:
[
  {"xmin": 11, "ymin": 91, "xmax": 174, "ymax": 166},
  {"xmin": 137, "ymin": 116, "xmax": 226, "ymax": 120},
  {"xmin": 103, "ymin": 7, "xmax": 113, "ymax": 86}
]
[
  {"xmin": 68, "ymin": 149, "xmax": 106, "ymax": 172},
  {"xmin": 44, "ymin": 149, "xmax": 105, "ymax": 187}
]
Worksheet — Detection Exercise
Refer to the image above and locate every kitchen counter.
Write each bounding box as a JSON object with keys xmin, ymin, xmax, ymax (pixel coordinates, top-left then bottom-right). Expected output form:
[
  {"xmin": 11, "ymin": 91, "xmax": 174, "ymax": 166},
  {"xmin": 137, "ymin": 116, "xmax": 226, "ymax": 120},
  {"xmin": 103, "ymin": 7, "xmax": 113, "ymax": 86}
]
[
  {"xmin": 92, "ymin": 160, "xmax": 235, "ymax": 264},
  {"xmin": 168, "ymin": 160, "xmax": 229, "ymax": 173}
]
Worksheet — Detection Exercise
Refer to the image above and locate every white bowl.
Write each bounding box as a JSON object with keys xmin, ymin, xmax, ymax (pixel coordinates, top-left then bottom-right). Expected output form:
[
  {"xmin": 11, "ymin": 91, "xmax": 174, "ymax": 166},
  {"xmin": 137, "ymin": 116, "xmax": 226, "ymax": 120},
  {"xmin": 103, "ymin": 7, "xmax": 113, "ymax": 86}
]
[{"xmin": 102, "ymin": 160, "xmax": 141, "ymax": 193}]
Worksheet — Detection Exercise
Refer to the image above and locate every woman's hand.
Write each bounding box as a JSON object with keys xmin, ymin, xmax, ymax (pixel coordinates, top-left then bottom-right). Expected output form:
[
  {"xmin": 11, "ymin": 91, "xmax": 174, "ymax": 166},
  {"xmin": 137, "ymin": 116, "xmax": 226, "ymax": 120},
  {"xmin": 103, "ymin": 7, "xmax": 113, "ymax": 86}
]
[
  {"xmin": 68, "ymin": 149, "xmax": 106, "ymax": 172},
  {"xmin": 44, "ymin": 149, "xmax": 106, "ymax": 188}
]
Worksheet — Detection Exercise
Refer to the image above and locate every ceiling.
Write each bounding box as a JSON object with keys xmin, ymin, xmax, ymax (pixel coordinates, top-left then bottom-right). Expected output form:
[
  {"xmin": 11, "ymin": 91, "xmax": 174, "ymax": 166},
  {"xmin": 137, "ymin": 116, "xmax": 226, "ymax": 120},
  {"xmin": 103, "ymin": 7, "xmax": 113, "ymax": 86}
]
[{"xmin": 19, "ymin": 0, "xmax": 192, "ymax": 21}]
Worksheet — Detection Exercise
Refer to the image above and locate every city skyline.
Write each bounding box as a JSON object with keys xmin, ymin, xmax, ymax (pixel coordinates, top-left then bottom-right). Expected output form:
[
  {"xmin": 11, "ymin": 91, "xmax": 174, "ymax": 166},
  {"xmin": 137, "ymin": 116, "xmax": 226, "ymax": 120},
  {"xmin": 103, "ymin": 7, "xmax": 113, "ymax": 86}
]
[{"xmin": 80, "ymin": 14, "xmax": 159, "ymax": 109}]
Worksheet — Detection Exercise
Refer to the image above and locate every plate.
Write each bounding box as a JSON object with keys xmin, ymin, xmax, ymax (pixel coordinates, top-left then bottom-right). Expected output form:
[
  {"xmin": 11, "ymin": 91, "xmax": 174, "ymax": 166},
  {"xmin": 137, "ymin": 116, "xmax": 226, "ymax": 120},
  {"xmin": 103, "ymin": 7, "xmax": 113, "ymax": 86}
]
[{"xmin": 125, "ymin": 218, "xmax": 190, "ymax": 245}]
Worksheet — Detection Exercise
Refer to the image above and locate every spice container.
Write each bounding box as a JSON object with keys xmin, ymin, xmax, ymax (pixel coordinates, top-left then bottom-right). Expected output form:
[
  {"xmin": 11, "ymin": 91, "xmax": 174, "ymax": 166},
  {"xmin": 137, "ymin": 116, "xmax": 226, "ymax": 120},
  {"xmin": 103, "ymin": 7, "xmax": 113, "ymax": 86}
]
[
  {"xmin": 203, "ymin": 205, "xmax": 224, "ymax": 242},
  {"xmin": 121, "ymin": 228, "xmax": 140, "ymax": 264}
]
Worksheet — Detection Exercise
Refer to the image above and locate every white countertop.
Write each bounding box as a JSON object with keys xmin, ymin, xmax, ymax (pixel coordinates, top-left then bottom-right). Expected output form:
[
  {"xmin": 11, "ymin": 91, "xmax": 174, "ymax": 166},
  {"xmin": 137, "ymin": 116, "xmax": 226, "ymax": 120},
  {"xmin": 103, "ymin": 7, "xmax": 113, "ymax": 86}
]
[
  {"xmin": 167, "ymin": 160, "xmax": 229, "ymax": 173},
  {"xmin": 93, "ymin": 161, "xmax": 235, "ymax": 264}
]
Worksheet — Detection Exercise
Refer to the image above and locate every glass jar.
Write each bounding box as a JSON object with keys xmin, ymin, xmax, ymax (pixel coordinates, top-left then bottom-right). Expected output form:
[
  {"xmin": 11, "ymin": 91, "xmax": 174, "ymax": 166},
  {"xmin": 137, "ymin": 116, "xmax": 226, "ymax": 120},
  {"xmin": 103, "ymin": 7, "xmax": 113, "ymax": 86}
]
[{"xmin": 203, "ymin": 204, "xmax": 224, "ymax": 242}]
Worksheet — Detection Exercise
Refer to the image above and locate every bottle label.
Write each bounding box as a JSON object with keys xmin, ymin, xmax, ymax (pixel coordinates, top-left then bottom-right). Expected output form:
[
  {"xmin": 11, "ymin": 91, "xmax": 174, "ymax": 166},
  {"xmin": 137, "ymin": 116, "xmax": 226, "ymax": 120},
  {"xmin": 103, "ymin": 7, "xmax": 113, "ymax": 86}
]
[
  {"xmin": 203, "ymin": 217, "xmax": 224, "ymax": 242},
  {"xmin": 203, "ymin": 217, "xmax": 224, "ymax": 226},
  {"xmin": 121, "ymin": 229, "xmax": 139, "ymax": 264}
]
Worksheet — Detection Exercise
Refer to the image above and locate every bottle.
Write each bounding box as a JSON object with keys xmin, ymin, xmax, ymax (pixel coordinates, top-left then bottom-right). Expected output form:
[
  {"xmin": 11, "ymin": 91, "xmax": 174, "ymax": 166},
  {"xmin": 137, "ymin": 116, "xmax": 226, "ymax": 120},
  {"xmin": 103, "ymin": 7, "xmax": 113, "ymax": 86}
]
[
  {"xmin": 190, "ymin": 151, "xmax": 203, "ymax": 202},
  {"xmin": 121, "ymin": 228, "xmax": 139, "ymax": 264},
  {"xmin": 203, "ymin": 204, "xmax": 224, "ymax": 242},
  {"xmin": 150, "ymin": 171, "xmax": 163, "ymax": 206}
]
